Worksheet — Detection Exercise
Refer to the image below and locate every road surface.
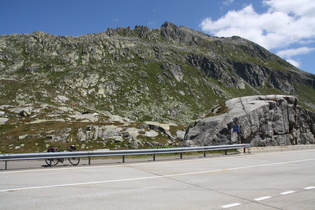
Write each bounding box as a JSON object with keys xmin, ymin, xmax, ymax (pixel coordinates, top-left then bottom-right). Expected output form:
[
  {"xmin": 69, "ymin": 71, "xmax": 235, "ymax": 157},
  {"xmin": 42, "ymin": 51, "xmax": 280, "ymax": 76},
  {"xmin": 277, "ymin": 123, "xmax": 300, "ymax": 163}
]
[{"xmin": 1, "ymin": 149, "xmax": 314, "ymax": 209}]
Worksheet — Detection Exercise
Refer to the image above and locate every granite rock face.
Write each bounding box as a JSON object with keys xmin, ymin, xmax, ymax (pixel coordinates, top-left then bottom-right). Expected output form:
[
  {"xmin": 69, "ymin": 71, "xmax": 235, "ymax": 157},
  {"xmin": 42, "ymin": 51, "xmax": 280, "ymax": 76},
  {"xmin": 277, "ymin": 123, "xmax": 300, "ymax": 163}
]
[{"xmin": 184, "ymin": 95, "xmax": 315, "ymax": 146}]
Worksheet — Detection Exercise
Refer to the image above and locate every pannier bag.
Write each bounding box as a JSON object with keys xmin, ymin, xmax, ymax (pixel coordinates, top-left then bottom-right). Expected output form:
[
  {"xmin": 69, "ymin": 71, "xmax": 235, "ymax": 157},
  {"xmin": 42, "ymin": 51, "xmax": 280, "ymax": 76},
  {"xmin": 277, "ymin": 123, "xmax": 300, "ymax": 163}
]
[{"xmin": 47, "ymin": 146, "xmax": 57, "ymax": 152}]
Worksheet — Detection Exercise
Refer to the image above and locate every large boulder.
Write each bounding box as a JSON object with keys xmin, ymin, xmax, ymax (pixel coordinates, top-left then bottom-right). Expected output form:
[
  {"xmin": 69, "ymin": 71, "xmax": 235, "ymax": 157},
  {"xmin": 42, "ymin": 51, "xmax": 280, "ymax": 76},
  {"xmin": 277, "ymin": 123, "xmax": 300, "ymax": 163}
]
[{"xmin": 184, "ymin": 95, "xmax": 315, "ymax": 146}]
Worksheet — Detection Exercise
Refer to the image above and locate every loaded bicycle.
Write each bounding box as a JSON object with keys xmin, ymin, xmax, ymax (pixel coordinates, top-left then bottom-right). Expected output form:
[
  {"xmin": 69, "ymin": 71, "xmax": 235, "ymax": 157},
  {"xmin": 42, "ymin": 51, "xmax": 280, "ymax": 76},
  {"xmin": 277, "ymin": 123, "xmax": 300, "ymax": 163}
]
[{"xmin": 45, "ymin": 145, "xmax": 80, "ymax": 166}]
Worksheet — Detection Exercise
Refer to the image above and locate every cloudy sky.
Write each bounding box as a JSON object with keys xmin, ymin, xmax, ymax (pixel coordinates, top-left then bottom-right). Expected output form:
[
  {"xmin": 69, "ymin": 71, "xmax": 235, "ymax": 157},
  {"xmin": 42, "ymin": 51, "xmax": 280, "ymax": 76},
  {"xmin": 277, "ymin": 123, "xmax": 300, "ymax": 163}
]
[
  {"xmin": 200, "ymin": 0, "xmax": 315, "ymax": 73},
  {"xmin": 1, "ymin": 0, "xmax": 314, "ymax": 74}
]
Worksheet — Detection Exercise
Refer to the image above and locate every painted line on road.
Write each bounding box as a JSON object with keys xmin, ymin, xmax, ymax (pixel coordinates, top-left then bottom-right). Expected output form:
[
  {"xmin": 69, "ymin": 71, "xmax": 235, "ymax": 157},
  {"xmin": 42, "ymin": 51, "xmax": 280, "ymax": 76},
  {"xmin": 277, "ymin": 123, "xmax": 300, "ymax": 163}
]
[
  {"xmin": 304, "ymin": 186, "xmax": 315, "ymax": 190},
  {"xmin": 254, "ymin": 196, "xmax": 272, "ymax": 201},
  {"xmin": 222, "ymin": 186, "xmax": 313, "ymax": 208},
  {"xmin": 0, "ymin": 175, "xmax": 162, "ymax": 193},
  {"xmin": 0, "ymin": 168, "xmax": 227, "ymax": 193},
  {"xmin": 1, "ymin": 158, "xmax": 315, "ymax": 193},
  {"xmin": 221, "ymin": 203, "xmax": 241, "ymax": 208},
  {"xmin": 280, "ymin": 190, "xmax": 295, "ymax": 195},
  {"xmin": 226, "ymin": 158, "xmax": 315, "ymax": 171}
]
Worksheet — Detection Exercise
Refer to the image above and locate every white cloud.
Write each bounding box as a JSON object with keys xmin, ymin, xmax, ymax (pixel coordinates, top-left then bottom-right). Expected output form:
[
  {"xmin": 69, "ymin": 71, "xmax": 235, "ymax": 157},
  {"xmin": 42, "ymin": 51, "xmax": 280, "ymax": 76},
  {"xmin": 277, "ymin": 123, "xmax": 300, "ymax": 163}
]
[
  {"xmin": 264, "ymin": 0, "xmax": 315, "ymax": 18},
  {"xmin": 199, "ymin": 0, "xmax": 315, "ymax": 62},
  {"xmin": 286, "ymin": 59, "xmax": 300, "ymax": 68},
  {"xmin": 276, "ymin": 47, "xmax": 315, "ymax": 68},
  {"xmin": 277, "ymin": 47, "xmax": 315, "ymax": 58},
  {"xmin": 223, "ymin": 0, "xmax": 234, "ymax": 6}
]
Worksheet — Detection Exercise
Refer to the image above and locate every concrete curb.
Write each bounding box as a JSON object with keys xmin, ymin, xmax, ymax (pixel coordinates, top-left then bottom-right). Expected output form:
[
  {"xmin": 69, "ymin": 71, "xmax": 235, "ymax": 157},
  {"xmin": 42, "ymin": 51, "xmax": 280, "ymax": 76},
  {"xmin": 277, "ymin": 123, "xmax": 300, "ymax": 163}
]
[{"xmin": 248, "ymin": 144, "xmax": 315, "ymax": 153}]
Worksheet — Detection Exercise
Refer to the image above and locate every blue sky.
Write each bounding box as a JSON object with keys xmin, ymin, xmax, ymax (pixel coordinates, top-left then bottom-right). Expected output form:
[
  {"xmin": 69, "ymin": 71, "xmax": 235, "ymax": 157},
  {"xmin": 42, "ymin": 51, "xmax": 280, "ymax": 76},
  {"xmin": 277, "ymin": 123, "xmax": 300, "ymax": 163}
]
[{"xmin": 1, "ymin": 0, "xmax": 314, "ymax": 74}]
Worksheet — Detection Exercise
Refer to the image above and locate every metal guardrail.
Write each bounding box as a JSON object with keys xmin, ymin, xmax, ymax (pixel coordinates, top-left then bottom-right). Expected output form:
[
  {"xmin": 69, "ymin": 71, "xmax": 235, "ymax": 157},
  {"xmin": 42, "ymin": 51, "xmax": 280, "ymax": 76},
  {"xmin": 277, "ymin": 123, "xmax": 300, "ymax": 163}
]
[{"xmin": 0, "ymin": 144, "xmax": 250, "ymax": 170}]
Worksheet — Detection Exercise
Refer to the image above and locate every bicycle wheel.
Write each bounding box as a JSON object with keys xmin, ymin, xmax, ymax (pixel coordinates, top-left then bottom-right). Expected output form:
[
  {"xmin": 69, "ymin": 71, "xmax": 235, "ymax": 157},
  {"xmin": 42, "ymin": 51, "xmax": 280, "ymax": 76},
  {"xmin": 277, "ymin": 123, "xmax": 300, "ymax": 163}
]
[
  {"xmin": 68, "ymin": 157, "xmax": 80, "ymax": 166},
  {"xmin": 45, "ymin": 158, "xmax": 60, "ymax": 166}
]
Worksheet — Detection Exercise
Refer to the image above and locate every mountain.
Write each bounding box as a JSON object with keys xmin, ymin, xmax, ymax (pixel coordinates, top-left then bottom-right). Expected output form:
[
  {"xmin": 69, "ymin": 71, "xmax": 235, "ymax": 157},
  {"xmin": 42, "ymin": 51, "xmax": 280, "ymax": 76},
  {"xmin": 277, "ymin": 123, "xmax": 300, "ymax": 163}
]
[{"xmin": 0, "ymin": 22, "xmax": 315, "ymax": 152}]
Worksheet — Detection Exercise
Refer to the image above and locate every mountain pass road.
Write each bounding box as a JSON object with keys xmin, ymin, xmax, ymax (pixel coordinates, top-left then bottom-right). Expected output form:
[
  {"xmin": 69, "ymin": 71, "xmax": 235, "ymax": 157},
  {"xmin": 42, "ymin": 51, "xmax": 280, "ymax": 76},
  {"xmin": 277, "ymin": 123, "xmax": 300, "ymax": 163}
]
[{"xmin": 1, "ymin": 149, "xmax": 315, "ymax": 209}]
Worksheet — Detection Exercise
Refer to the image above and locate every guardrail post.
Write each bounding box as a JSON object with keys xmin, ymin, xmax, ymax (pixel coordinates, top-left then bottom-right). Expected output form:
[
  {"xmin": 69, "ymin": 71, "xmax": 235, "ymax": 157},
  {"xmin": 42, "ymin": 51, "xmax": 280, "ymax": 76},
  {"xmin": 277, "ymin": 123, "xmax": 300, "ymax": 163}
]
[
  {"xmin": 153, "ymin": 154, "xmax": 156, "ymax": 161},
  {"xmin": 5, "ymin": 161, "xmax": 7, "ymax": 170},
  {"xmin": 180, "ymin": 153, "xmax": 183, "ymax": 159},
  {"xmin": 49, "ymin": 159, "xmax": 52, "ymax": 167},
  {"xmin": 243, "ymin": 148, "xmax": 246, "ymax": 153},
  {"xmin": 204, "ymin": 151, "xmax": 206, "ymax": 157},
  {"xmin": 224, "ymin": 150, "xmax": 227, "ymax": 155},
  {"xmin": 122, "ymin": 155, "xmax": 125, "ymax": 163},
  {"xmin": 88, "ymin": 157, "xmax": 91, "ymax": 165}
]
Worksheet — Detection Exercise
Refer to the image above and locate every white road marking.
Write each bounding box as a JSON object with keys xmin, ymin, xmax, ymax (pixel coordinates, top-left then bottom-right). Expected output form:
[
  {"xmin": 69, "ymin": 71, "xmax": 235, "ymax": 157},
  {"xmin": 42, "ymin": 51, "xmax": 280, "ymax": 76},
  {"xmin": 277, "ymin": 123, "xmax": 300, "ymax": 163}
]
[
  {"xmin": 0, "ymin": 163, "xmax": 126, "ymax": 174},
  {"xmin": 222, "ymin": 186, "xmax": 314, "ymax": 208},
  {"xmin": 227, "ymin": 158, "xmax": 315, "ymax": 171},
  {"xmin": 254, "ymin": 196, "xmax": 272, "ymax": 201},
  {"xmin": 0, "ymin": 175, "xmax": 161, "ymax": 193},
  {"xmin": 221, "ymin": 203, "xmax": 241, "ymax": 208},
  {"xmin": 0, "ymin": 168, "xmax": 225, "ymax": 193},
  {"xmin": 280, "ymin": 191, "xmax": 295, "ymax": 195},
  {"xmin": 1, "ymin": 158, "xmax": 314, "ymax": 193},
  {"xmin": 304, "ymin": 186, "xmax": 315, "ymax": 190}
]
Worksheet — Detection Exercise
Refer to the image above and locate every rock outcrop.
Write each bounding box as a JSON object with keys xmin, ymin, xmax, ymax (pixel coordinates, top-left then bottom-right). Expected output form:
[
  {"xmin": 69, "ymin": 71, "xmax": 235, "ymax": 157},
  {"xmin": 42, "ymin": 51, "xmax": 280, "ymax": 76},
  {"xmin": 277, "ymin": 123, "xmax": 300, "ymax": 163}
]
[{"xmin": 184, "ymin": 95, "xmax": 315, "ymax": 146}]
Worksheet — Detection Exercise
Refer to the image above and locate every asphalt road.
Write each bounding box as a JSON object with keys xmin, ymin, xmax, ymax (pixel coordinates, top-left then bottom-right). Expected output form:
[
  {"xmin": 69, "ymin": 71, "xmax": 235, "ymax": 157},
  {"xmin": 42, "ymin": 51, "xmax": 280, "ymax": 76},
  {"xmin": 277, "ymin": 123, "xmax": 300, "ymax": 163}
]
[{"xmin": 0, "ymin": 149, "xmax": 314, "ymax": 210}]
